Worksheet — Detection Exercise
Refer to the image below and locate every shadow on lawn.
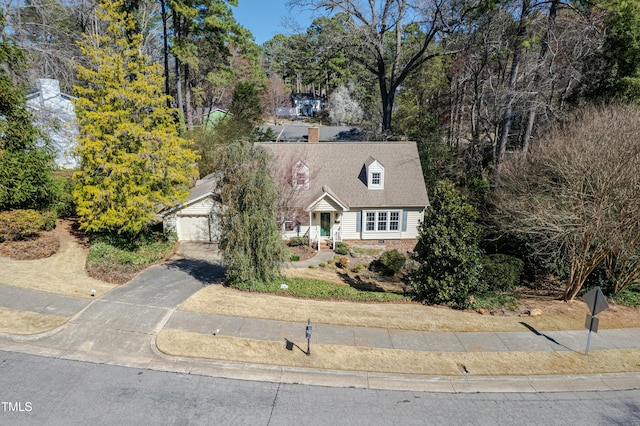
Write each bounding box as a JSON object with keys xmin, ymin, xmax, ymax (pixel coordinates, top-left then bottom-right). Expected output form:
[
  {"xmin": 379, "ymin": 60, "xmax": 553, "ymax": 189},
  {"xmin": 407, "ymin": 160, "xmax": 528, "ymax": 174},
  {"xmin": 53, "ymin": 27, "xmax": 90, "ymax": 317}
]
[{"xmin": 337, "ymin": 272, "xmax": 387, "ymax": 292}]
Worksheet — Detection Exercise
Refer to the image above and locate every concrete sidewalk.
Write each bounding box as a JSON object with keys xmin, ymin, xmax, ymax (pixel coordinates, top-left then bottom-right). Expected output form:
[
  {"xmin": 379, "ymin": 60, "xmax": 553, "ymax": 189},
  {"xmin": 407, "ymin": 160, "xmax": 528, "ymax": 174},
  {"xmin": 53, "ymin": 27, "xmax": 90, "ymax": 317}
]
[{"xmin": 163, "ymin": 311, "xmax": 640, "ymax": 354}]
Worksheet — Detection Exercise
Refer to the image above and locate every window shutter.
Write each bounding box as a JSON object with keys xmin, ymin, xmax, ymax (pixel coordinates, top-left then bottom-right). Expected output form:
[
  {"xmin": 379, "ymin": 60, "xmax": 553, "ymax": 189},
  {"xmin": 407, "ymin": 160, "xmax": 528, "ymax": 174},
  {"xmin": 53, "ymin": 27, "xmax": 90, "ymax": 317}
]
[
  {"xmin": 402, "ymin": 210, "xmax": 408, "ymax": 232},
  {"xmin": 356, "ymin": 211, "xmax": 362, "ymax": 232}
]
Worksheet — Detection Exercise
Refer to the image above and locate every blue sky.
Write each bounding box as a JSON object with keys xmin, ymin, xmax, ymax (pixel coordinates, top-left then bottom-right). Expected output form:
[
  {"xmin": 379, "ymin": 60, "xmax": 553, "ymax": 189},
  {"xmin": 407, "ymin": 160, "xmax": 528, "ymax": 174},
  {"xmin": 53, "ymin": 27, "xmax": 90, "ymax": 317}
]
[{"xmin": 233, "ymin": 0, "xmax": 319, "ymax": 45}]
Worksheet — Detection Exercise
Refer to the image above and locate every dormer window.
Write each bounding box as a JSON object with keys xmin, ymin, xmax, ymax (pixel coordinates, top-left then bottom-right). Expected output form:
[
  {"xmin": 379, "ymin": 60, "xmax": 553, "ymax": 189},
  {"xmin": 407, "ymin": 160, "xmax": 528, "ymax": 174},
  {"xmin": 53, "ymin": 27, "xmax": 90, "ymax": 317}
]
[
  {"xmin": 371, "ymin": 172, "xmax": 381, "ymax": 186},
  {"xmin": 293, "ymin": 160, "xmax": 310, "ymax": 190},
  {"xmin": 366, "ymin": 158, "xmax": 384, "ymax": 190}
]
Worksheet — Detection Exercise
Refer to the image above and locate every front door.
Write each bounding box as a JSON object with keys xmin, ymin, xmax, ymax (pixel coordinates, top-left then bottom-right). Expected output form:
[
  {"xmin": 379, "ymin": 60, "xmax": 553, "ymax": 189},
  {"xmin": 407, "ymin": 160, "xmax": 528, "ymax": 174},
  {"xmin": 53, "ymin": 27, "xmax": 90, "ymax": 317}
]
[{"xmin": 320, "ymin": 212, "xmax": 331, "ymax": 237}]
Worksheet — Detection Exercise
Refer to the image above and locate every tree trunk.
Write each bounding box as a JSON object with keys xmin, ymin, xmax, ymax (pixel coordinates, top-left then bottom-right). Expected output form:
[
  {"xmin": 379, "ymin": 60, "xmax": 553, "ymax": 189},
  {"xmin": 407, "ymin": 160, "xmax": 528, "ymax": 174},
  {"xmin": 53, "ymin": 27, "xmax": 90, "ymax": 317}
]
[
  {"xmin": 161, "ymin": 0, "xmax": 170, "ymax": 102},
  {"xmin": 172, "ymin": 11, "xmax": 184, "ymax": 132},
  {"xmin": 494, "ymin": 0, "xmax": 531, "ymax": 179},
  {"xmin": 185, "ymin": 63, "xmax": 193, "ymax": 129},
  {"xmin": 522, "ymin": 0, "xmax": 558, "ymax": 155},
  {"xmin": 377, "ymin": 57, "xmax": 393, "ymax": 134},
  {"xmin": 381, "ymin": 93, "xmax": 393, "ymax": 135}
]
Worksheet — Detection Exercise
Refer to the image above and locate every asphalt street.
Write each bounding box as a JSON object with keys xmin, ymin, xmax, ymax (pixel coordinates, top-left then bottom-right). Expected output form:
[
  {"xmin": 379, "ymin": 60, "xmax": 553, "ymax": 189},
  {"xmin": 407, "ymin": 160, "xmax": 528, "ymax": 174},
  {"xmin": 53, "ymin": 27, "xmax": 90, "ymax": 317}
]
[{"xmin": 2, "ymin": 351, "xmax": 640, "ymax": 426}]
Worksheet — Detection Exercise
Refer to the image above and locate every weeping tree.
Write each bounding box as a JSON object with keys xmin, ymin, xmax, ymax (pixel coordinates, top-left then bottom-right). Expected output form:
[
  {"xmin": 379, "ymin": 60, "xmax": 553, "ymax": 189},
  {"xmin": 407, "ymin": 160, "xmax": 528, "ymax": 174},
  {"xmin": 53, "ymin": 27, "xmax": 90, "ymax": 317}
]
[{"xmin": 217, "ymin": 141, "xmax": 286, "ymax": 287}]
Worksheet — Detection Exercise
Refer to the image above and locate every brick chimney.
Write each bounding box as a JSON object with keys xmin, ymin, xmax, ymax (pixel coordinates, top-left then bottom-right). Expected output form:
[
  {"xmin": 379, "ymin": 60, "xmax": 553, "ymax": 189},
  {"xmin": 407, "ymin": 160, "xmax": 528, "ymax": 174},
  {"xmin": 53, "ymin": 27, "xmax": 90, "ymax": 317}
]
[
  {"xmin": 37, "ymin": 78, "xmax": 61, "ymax": 102},
  {"xmin": 308, "ymin": 127, "xmax": 320, "ymax": 143}
]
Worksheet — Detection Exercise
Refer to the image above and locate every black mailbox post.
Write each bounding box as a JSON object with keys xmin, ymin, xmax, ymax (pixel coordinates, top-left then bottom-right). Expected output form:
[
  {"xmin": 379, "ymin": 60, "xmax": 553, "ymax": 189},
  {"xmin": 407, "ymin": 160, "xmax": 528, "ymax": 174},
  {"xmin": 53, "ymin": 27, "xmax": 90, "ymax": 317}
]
[{"xmin": 305, "ymin": 319, "xmax": 312, "ymax": 356}]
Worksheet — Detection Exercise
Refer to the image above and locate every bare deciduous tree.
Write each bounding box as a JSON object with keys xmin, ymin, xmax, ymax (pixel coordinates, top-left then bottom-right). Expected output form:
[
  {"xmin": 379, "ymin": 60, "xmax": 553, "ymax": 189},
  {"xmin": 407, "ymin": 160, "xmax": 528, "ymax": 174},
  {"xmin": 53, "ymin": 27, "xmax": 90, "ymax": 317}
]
[
  {"xmin": 263, "ymin": 75, "xmax": 289, "ymax": 125},
  {"xmin": 288, "ymin": 0, "xmax": 469, "ymax": 134},
  {"xmin": 328, "ymin": 83, "xmax": 362, "ymax": 125},
  {"xmin": 269, "ymin": 148, "xmax": 320, "ymax": 234},
  {"xmin": 494, "ymin": 105, "xmax": 640, "ymax": 301}
]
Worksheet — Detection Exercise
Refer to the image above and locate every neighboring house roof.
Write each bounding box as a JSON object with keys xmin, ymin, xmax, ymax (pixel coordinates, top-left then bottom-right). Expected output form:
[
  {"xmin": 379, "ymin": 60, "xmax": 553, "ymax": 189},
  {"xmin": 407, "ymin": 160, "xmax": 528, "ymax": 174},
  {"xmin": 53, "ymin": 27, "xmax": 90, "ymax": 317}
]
[
  {"xmin": 26, "ymin": 78, "xmax": 79, "ymax": 169},
  {"xmin": 203, "ymin": 108, "xmax": 231, "ymax": 130},
  {"xmin": 258, "ymin": 125, "xmax": 363, "ymax": 142},
  {"xmin": 158, "ymin": 173, "xmax": 220, "ymax": 217},
  {"xmin": 258, "ymin": 142, "xmax": 430, "ymax": 210}
]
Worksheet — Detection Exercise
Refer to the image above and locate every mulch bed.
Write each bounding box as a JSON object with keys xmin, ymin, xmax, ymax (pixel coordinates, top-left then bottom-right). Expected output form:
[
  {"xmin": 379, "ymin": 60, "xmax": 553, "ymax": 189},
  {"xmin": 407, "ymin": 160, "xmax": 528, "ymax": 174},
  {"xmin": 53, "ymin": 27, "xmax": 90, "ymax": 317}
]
[
  {"xmin": 288, "ymin": 244, "xmax": 318, "ymax": 262},
  {"xmin": 85, "ymin": 261, "xmax": 138, "ymax": 285},
  {"xmin": 0, "ymin": 231, "xmax": 60, "ymax": 260}
]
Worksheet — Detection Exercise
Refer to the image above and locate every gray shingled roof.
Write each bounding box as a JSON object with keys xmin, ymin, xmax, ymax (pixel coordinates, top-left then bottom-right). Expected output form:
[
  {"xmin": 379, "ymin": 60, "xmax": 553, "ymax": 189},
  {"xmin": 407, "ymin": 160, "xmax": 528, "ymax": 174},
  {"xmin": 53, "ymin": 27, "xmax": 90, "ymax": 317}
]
[
  {"xmin": 258, "ymin": 125, "xmax": 363, "ymax": 142},
  {"xmin": 257, "ymin": 142, "xmax": 430, "ymax": 209},
  {"xmin": 158, "ymin": 173, "xmax": 219, "ymax": 217},
  {"xmin": 187, "ymin": 173, "xmax": 220, "ymax": 202}
]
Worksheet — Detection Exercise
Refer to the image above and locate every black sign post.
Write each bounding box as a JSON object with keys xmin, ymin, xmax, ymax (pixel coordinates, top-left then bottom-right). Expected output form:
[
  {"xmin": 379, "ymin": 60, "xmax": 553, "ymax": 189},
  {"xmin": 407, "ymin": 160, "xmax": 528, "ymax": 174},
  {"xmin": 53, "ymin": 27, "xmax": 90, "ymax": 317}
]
[
  {"xmin": 583, "ymin": 287, "xmax": 609, "ymax": 356},
  {"xmin": 305, "ymin": 319, "xmax": 312, "ymax": 356}
]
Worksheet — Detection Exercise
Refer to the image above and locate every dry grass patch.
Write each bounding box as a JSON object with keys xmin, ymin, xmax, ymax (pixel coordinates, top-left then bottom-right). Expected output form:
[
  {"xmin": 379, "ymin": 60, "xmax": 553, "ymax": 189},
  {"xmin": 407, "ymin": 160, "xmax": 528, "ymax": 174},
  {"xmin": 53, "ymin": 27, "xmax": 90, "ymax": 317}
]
[
  {"xmin": 282, "ymin": 267, "xmax": 345, "ymax": 285},
  {"xmin": 0, "ymin": 307, "xmax": 68, "ymax": 335},
  {"xmin": 180, "ymin": 285, "xmax": 640, "ymax": 332},
  {"xmin": 0, "ymin": 222, "xmax": 115, "ymax": 299},
  {"xmin": 157, "ymin": 330, "xmax": 640, "ymax": 376}
]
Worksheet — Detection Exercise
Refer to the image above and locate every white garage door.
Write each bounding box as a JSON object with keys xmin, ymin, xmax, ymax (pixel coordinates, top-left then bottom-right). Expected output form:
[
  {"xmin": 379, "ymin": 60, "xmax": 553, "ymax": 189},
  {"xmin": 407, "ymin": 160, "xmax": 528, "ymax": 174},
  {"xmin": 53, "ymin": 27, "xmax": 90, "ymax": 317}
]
[{"xmin": 178, "ymin": 216, "xmax": 211, "ymax": 241}]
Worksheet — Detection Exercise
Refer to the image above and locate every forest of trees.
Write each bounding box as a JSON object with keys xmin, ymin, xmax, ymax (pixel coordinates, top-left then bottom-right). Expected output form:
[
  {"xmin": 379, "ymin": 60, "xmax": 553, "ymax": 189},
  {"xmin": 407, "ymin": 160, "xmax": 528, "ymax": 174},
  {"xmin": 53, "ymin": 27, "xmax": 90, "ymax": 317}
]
[
  {"xmin": 1, "ymin": 0, "xmax": 639, "ymax": 303},
  {"xmin": 4, "ymin": 0, "xmax": 637, "ymax": 154}
]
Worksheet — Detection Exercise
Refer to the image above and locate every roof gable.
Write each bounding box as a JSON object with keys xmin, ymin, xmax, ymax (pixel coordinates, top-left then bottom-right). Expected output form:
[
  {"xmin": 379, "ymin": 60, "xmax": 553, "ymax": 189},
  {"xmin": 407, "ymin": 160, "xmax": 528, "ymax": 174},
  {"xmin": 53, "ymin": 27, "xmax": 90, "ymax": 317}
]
[
  {"xmin": 158, "ymin": 173, "xmax": 219, "ymax": 216},
  {"xmin": 258, "ymin": 141, "xmax": 430, "ymax": 209},
  {"xmin": 305, "ymin": 185, "xmax": 350, "ymax": 211}
]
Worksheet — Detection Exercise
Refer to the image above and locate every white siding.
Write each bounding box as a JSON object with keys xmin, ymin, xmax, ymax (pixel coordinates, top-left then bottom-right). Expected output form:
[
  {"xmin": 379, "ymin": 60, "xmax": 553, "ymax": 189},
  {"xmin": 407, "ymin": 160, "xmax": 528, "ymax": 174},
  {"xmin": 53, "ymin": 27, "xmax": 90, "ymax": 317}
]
[
  {"xmin": 282, "ymin": 226, "xmax": 310, "ymax": 240},
  {"xmin": 313, "ymin": 198, "xmax": 341, "ymax": 212},
  {"xmin": 341, "ymin": 211, "xmax": 359, "ymax": 239},
  {"xmin": 162, "ymin": 195, "xmax": 222, "ymax": 242},
  {"xmin": 341, "ymin": 207, "xmax": 424, "ymax": 240},
  {"xmin": 179, "ymin": 197, "xmax": 214, "ymax": 215},
  {"xmin": 403, "ymin": 209, "xmax": 424, "ymax": 238},
  {"xmin": 402, "ymin": 210, "xmax": 424, "ymax": 238},
  {"xmin": 280, "ymin": 207, "xmax": 424, "ymax": 241},
  {"xmin": 361, "ymin": 231, "xmax": 401, "ymax": 240}
]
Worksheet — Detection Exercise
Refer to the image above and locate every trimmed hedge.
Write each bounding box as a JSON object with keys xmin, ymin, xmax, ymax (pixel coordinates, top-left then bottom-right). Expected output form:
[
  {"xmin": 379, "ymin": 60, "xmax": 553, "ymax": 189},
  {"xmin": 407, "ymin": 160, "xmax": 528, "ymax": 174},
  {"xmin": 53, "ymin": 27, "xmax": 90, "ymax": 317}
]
[
  {"xmin": 481, "ymin": 254, "xmax": 524, "ymax": 292},
  {"xmin": 288, "ymin": 236, "xmax": 309, "ymax": 247},
  {"xmin": 370, "ymin": 249, "xmax": 406, "ymax": 276}
]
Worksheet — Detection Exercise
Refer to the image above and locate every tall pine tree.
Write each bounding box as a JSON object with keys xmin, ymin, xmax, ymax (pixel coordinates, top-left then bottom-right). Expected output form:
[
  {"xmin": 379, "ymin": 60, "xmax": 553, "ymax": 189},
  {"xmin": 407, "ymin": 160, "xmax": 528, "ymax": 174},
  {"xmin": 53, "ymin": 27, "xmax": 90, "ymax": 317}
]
[{"xmin": 73, "ymin": 0, "xmax": 197, "ymax": 236}]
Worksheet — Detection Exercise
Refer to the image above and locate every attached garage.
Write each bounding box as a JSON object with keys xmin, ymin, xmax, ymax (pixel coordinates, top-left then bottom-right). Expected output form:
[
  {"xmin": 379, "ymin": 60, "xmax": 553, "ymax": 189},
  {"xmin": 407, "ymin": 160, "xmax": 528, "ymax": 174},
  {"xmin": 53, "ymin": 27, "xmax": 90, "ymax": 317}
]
[
  {"xmin": 158, "ymin": 174, "xmax": 221, "ymax": 242},
  {"xmin": 177, "ymin": 215, "xmax": 211, "ymax": 241}
]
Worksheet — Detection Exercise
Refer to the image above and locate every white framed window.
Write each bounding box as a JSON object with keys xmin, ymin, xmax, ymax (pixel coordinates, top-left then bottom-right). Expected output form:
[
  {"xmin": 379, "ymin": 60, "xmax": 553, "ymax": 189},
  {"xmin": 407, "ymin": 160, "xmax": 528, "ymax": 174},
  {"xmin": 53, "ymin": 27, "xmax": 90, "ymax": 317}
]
[
  {"xmin": 377, "ymin": 211, "xmax": 387, "ymax": 230},
  {"xmin": 371, "ymin": 172, "xmax": 381, "ymax": 185},
  {"xmin": 366, "ymin": 212, "xmax": 376, "ymax": 231},
  {"xmin": 390, "ymin": 211, "xmax": 399, "ymax": 230},
  {"xmin": 366, "ymin": 159, "xmax": 384, "ymax": 189},
  {"xmin": 364, "ymin": 210, "xmax": 401, "ymax": 232}
]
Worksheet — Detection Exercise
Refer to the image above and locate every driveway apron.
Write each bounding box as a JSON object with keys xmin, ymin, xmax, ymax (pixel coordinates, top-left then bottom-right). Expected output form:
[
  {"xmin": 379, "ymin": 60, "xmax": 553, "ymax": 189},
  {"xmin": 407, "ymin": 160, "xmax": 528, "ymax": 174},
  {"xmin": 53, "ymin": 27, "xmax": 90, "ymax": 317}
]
[{"xmin": 41, "ymin": 243, "xmax": 224, "ymax": 362}]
